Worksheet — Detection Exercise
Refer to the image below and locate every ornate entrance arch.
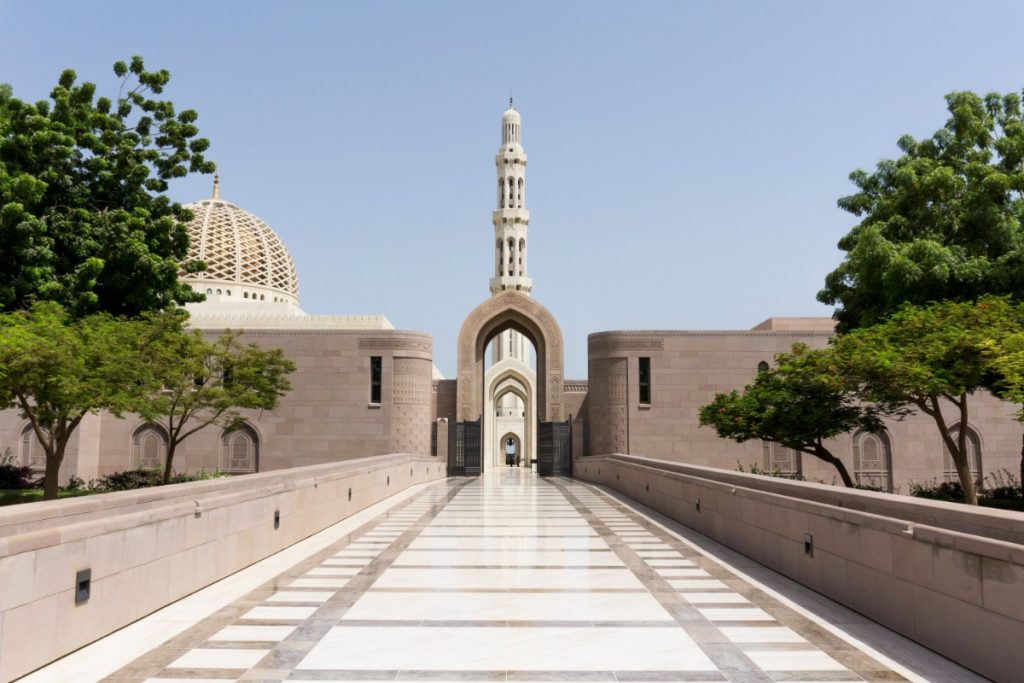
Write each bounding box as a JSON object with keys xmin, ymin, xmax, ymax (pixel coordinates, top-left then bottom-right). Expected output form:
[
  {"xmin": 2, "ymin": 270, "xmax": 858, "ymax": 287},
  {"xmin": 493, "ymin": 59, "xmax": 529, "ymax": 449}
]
[{"xmin": 457, "ymin": 290, "xmax": 564, "ymax": 423}]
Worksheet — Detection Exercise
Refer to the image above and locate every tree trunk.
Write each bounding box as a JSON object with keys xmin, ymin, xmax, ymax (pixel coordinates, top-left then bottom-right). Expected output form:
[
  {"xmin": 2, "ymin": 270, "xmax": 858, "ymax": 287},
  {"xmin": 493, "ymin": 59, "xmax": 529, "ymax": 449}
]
[
  {"xmin": 810, "ymin": 445, "xmax": 855, "ymax": 488},
  {"xmin": 954, "ymin": 455, "xmax": 978, "ymax": 505},
  {"xmin": 163, "ymin": 441, "xmax": 178, "ymax": 485},
  {"xmin": 43, "ymin": 451, "xmax": 62, "ymax": 500},
  {"xmin": 930, "ymin": 398, "xmax": 979, "ymax": 505}
]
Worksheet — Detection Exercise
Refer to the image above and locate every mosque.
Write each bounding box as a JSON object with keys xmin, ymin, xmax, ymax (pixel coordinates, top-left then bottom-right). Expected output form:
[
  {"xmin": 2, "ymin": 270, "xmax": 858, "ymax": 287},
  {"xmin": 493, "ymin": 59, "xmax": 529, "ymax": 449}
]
[{"xmin": 2, "ymin": 103, "xmax": 1020, "ymax": 492}]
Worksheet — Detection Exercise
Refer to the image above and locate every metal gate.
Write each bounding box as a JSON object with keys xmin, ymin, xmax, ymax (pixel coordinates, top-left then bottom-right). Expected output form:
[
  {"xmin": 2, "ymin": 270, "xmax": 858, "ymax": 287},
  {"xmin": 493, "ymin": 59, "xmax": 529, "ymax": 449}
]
[
  {"xmin": 537, "ymin": 418, "xmax": 572, "ymax": 477},
  {"xmin": 448, "ymin": 418, "xmax": 482, "ymax": 476}
]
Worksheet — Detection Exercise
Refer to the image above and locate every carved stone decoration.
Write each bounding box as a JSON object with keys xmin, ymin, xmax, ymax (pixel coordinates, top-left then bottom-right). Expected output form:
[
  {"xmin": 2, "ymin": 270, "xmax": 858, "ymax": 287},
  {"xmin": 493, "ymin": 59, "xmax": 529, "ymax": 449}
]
[{"xmin": 456, "ymin": 290, "xmax": 564, "ymax": 423}]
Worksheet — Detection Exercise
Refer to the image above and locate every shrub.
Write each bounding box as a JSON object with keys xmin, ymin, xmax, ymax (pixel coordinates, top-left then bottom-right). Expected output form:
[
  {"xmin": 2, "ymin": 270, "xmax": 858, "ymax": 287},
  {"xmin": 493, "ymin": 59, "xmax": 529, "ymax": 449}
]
[
  {"xmin": 93, "ymin": 468, "xmax": 228, "ymax": 491},
  {"xmin": 736, "ymin": 461, "xmax": 806, "ymax": 481},
  {"xmin": 908, "ymin": 479, "xmax": 964, "ymax": 500},
  {"xmin": 0, "ymin": 447, "xmax": 34, "ymax": 489},
  {"xmin": 983, "ymin": 469, "xmax": 1022, "ymax": 500}
]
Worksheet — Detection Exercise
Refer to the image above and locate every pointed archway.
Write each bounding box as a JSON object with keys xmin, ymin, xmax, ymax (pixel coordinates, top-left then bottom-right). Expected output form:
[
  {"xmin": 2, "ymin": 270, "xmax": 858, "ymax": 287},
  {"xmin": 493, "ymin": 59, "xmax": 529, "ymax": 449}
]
[{"xmin": 457, "ymin": 290, "xmax": 564, "ymax": 424}]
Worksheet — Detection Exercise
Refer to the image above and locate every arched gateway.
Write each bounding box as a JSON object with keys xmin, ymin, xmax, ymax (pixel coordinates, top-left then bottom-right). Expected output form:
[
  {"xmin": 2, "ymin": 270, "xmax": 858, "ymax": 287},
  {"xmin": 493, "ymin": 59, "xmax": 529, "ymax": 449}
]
[{"xmin": 454, "ymin": 290, "xmax": 570, "ymax": 475}]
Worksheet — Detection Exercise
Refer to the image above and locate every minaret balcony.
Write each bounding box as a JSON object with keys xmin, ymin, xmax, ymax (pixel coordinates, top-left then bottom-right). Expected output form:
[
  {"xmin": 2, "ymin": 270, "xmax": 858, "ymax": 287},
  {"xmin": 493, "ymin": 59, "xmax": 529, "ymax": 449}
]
[
  {"xmin": 489, "ymin": 275, "xmax": 533, "ymax": 293},
  {"xmin": 492, "ymin": 208, "xmax": 531, "ymax": 223}
]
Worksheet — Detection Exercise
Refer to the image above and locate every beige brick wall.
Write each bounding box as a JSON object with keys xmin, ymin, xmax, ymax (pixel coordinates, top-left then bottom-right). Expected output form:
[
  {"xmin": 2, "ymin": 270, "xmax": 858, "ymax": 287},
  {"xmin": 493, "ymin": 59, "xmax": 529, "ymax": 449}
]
[
  {"xmin": 0, "ymin": 329, "xmax": 435, "ymax": 481},
  {"xmin": 585, "ymin": 330, "xmax": 1022, "ymax": 491}
]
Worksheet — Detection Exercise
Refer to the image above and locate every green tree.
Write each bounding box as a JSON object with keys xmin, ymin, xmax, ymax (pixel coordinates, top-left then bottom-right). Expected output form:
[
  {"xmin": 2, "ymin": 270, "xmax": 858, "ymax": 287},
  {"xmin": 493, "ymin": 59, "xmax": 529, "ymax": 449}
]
[
  {"xmin": 698, "ymin": 344, "xmax": 899, "ymax": 487},
  {"xmin": 834, "ymin": 297, "xmax": 1023, "ymax": 504},
  {"xmin": 134, "ymin": 327, "xmax": 295, "ymax": 484},
  {"xmin": 0, "ymin": 303, "xmax": 147, "ymax": 499},
  {"xmin": 0, "ymin": 56, "xmax": 214, "ymax": 318},
  {"xmin": 819, "ymin": 90, "xmax": 1024, "ymax": 332}
]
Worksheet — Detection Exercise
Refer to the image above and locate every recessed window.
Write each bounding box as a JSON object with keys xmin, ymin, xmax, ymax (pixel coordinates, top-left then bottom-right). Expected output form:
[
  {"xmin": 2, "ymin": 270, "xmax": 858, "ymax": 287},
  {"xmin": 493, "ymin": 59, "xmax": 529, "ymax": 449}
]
[
  {"xmin": 639, "ymin": 357, "xmax": 651, "ymax": 404},
  {"xmin": 370, "ymin": 356, "xmax": 383, "ymax": 404}
]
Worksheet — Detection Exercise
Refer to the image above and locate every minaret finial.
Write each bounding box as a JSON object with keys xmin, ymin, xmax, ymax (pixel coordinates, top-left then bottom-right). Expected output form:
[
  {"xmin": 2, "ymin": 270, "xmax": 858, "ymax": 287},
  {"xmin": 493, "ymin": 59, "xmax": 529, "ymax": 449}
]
[
  {"xmin": 509, "ymin": 95, "xmax": 513, "ymax": 108},
  {"xmin": 212, "ymin": 173, "xmax": 220, "ymax": 199}
]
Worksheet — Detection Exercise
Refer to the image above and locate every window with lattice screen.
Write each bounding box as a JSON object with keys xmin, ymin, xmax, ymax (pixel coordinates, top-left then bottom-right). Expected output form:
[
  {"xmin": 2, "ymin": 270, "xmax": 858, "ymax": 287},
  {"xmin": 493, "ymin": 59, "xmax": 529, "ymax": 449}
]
[
  {"xmin": 132, "ymin": 425, "xmax": 168, "ymax": 470},
  {"xmin": 20, "ymin": 425, "xmax": 47, "ymax": 470},
  {"xmin": 852, "ymin": 430, "xmax": 892, "ymax": 491},
  {"xmin": 761, "ymin": 441, "xmax": 801, "ymax": 476},
  {"xmin": 942, "ymin": 424, "xmax": 982, "ymax": 483},
  {"xmin": 221, "ymin": 425, "xmax": 258, "ymax": 473}
]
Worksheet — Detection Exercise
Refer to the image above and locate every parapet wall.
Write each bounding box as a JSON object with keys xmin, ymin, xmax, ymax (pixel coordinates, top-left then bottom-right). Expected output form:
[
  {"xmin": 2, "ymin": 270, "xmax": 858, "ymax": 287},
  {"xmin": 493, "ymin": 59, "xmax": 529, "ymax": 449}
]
[
  {"xmin": 575, "ymin": 454, "xmax": 1024, "ymax": 683},
  {"xmin": 0, "ymin": 454, "xmax": 446, "ymax": 682}
]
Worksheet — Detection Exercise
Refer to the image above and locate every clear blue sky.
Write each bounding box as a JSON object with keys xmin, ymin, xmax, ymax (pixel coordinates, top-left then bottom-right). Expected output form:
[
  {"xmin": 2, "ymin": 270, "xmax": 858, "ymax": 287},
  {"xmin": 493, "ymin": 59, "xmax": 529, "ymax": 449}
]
[{"xmin": 3, "ymin": 1, "xmax": 1024, "ymax": 377}]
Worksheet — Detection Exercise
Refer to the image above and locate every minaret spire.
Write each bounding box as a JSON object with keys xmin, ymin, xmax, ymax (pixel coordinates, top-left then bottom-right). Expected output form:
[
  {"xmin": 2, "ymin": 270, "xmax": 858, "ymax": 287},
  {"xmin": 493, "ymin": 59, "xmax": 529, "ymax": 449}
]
[
  {"xmin": 212, "ymin": 173, "xmax": 220, "ymax": 199},
  {"xmin": 490, "ymin": 101, "xmax": 531, "ymax": 296},
  {"xmin": 489, "ymin": 101, "xmax": 533, "ymax": 366}
]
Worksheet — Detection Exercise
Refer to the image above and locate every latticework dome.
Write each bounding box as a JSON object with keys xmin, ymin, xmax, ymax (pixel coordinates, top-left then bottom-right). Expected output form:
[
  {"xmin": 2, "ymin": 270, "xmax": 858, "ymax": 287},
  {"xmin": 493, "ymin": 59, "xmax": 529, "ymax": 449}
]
[{"xmin": 181, "ymin": 178, "xmax": 299, "ymax": 307}]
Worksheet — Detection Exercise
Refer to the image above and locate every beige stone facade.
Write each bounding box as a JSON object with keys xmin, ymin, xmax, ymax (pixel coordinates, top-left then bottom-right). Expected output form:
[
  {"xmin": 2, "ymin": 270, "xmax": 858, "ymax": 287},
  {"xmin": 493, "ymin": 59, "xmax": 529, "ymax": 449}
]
[
  {"xmin": 579, "ymin": 325, "xmax": 1021, "ymax": 491},
  {"xmin": 3, "ymin": 103, "xmax": 1023, "ymax": 495}
]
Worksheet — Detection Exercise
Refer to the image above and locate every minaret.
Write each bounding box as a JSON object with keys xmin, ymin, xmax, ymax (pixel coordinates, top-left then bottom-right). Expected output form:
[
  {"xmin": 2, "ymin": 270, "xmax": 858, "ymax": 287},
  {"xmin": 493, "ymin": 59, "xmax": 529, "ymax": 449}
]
[{"xmin": 490, "ymin": 100, "xmax": 532, "ymax": 366}]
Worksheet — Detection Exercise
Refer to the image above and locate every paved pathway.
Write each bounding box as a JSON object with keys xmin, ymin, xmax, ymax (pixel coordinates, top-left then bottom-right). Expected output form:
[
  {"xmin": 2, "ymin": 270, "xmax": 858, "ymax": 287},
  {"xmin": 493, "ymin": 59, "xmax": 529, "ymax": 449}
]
[{"xmin": 38, "ymin": 470, "xmax": 978, "ymax": 682}]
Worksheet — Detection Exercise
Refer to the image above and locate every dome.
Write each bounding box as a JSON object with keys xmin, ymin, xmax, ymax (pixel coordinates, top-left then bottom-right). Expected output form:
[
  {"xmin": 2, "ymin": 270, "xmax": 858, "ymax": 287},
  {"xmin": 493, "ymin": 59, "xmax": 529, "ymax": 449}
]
[
  {"xmin": 502, "ymin": 103, "xmax": 520, "ymax": 124},
  {"xmin": 181, "ymin": 177, "xmax": 300, "ymax": 308}
]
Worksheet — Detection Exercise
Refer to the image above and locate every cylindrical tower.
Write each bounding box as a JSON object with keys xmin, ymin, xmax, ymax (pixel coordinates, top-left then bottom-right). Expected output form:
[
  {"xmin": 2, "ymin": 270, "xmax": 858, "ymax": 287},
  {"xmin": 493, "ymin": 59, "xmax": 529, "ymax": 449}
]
[{"xmin": 490, "ymin": 100, "xmax": 533, "ymax": 368}]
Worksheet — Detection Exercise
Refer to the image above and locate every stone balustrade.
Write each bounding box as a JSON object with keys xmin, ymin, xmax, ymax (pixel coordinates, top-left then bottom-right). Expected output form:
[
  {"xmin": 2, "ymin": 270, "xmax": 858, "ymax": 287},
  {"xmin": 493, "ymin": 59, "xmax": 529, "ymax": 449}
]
[
  {"xmin": 0, "ymin": 454, "xmax": 445, "ymax": 682},
  {"xmin": 575, "ymin": 453, "xmax": 1024, "ymax": 683}
]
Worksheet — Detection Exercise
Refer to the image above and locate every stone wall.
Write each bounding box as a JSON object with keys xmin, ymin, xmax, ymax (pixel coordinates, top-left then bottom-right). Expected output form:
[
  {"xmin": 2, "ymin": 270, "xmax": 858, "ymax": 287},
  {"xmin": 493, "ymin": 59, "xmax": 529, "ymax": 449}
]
[
  {"xmin": 0, "ymin": 454, "xmax": 446, "ymax": 682},
  {"xmin": 576, "ymin": 453, "xmax": 1024, "ymax": 682},
  {"xmin": 0, "ymin": 329, "xmax": 435, "ymax": 481},
  {"xmin": 585, "ymin": 330, "xmax": 1022, "ymax": 490}
]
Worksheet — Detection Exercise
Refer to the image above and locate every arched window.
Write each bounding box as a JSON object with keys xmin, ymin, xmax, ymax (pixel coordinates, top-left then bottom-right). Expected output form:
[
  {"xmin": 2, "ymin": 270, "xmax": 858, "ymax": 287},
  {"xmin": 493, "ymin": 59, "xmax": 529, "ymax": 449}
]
[
  {"xmin": 206, "ymin": 288, "xmax": 213, "ymax": 295},
  {"xmin": 221, "ymin": 424, "xmax": 259, "ymax": 473},
  {"xmin": 517, "ymin": 177, "xmax": 523, "ymax": 205},
  {"xmin": 757, "ymin": 361, "xmax": 770, "ymax": 373},
  {"xmin": 943, "ymin": 423, "xmax": 982, "ymax": 484},
  {"xmin": 216, "ymin": 289, "xmax": 222, "ymax": 295},
  {"xmin": 762, "ymin": 441, "xmax": 801, "ymax": 476},
  {"xmin": 508, "ymin": 177, "xmax": 515, "ymax": 207},
  {"xmin": 260, "ymin": 294, "xmax": 265, "ymax": 301},
  {"xmin": 852, "ymin": 429, "xmax": 893, "ymax": 491},
  {"xmin": 499, "ymin": 178, "xmax": 504, "ymax": 208},
  {"xmin": 226, "ymin": 290, "xmax": 231, "ymax": 296},
  {"xmin": 20, "ymin": 424, "xmax": 47, "ymax": 470},
  {"xmin": 132, "ymin": 424, "xmax": 168, "ymax": 470}
]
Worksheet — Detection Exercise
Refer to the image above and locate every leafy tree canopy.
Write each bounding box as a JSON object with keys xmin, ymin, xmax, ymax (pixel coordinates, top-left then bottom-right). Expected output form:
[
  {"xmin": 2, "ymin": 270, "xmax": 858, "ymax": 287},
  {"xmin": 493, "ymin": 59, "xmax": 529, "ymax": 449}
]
[
  {"xmin": 833, "ymin": 296, "xmax": 1024, "ymax": 503},
  {"xmin": 133, "ymin": 325, "xmax": 296, "ymax": 483},
  {"xmin": 0, "ymin": 56, "xmax": 214, "ymax": 318},
  {"xmin": 0, "ymin": 302, "xmax": 151, "ymax": 498},
  {"xmin": 698, "ymin": 344, "xmax": 899, "ymax": 487},
  {"xmin": 819, "ymin": 90, "xmax": 1024, "ymax": 331}
]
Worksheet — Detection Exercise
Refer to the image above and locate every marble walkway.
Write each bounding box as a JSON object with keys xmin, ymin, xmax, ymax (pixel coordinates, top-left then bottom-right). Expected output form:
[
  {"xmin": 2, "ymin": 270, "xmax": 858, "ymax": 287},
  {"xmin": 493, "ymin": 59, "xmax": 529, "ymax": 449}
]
[{"xmin": 28, "ymin": 470, "xmax": 984, "ymax": 682}]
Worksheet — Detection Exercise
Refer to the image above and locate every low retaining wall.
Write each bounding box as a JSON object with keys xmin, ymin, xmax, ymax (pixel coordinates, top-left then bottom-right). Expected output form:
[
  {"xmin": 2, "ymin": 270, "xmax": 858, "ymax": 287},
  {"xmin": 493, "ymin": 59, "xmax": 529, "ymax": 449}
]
[
  {"xmin": 0, "ymin": 454, "xmax": 446, "ymax": 682},
  {"xmin": 576, "ymin": 454, "xmax": 1024, "ymax": 683}
]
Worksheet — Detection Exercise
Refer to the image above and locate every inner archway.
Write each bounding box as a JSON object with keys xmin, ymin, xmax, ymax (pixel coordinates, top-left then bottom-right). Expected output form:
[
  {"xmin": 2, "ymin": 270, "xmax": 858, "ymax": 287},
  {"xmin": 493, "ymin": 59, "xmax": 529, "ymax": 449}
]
[
  {"xmin": 499, "ymin": 431, "xmax": 522, "ymax": 467},
  {"xmin": 483, "ymin": 361, "xmax": 536, "ymax": 470}
]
